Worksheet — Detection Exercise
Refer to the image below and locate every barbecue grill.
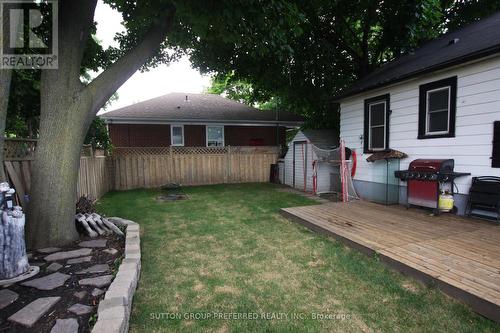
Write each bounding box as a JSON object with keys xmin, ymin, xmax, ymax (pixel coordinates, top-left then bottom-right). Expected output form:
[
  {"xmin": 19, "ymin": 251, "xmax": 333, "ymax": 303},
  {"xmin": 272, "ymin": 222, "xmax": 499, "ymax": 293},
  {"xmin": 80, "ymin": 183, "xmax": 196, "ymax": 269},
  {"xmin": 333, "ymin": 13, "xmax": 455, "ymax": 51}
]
[{"xmin": 394, "ymin": 159, "xmax": 470, "ymax": 214}]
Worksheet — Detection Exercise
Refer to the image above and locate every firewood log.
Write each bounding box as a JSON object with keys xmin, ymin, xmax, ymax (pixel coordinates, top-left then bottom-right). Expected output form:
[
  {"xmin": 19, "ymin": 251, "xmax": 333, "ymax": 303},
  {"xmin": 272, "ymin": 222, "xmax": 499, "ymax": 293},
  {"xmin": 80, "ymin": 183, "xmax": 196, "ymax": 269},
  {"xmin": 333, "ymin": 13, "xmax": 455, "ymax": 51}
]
[
  {"xmin": 91, "ymin": 213, "xmax": 111, "ymax": 234},
  {"xmin": 100, "ymin": 217, "xmax": 124, "ymax": 237},
  {"xmin": 85, "ymin": 214, "xmax": 105, "ymax": 235},
  {"xmin": 75, "ymin": 213, "xmax": 98, "ymax": 238}
]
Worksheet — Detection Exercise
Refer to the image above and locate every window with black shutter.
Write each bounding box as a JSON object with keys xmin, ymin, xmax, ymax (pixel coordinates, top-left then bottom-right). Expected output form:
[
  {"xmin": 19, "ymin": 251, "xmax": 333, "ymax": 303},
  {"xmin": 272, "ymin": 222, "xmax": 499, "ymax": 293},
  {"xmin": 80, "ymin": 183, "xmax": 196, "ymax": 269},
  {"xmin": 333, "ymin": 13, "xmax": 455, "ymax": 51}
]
[
  {"xmin": 418, "ymin": 76, "xmax": 457, "ymax": 139},
  {"xmin": 493, "ymin": 121, "xmax": 500, "ymax": 168},
  {"xmin": 363, "ymin": 94, "xmax": 390, "ymax": 153}
]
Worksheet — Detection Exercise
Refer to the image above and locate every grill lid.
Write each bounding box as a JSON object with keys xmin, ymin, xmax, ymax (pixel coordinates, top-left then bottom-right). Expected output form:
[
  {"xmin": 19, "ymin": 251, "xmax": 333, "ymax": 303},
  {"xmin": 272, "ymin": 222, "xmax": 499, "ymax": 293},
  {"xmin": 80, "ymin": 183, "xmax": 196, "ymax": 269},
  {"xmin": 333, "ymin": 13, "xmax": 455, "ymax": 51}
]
[{"xmin": 409, "ymin": 159, "xmax": 454, "ymax": 173}]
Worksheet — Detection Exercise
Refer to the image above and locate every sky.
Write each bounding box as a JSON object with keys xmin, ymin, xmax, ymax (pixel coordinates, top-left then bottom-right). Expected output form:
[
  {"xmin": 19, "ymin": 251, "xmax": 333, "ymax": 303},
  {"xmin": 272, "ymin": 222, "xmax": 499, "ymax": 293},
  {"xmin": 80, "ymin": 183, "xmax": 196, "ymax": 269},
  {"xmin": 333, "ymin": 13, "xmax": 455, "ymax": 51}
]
[{"xmin": 93, "ymin": 1, "xmax": 211, "ymax": 112}]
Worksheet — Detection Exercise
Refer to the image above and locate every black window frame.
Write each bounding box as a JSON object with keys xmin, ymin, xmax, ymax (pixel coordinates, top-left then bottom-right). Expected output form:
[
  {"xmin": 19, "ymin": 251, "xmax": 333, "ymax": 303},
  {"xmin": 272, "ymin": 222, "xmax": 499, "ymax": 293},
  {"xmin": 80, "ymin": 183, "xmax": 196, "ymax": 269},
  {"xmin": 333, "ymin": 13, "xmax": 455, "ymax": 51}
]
[
  {"xmin": 418, "ymin": 76, "xmax": 457, "ymax": 139},
  {"xmin": 364, "ymin": 94, "xmax": 390, "ymax": 153},
  {"xmin": 493, "ymin": 121, "xmax": 500, "ymax": 168}
]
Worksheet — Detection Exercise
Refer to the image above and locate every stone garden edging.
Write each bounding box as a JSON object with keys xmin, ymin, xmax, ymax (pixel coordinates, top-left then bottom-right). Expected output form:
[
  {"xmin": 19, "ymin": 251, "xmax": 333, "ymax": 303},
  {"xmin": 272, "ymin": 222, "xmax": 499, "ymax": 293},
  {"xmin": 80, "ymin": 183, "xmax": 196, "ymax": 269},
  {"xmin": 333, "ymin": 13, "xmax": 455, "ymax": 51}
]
[{"xmin": 91, "ymin": 218, "xmax": 141, "ymax": 333}]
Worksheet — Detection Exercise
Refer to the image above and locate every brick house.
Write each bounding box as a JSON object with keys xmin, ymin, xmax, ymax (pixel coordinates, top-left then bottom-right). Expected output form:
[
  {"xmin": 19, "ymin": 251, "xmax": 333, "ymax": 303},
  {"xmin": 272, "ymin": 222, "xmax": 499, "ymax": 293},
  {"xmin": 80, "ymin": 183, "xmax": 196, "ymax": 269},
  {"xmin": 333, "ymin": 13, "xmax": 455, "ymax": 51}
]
[{"xmin": 100, "ymin": 93, "xmax": 303, "ymax": 148}]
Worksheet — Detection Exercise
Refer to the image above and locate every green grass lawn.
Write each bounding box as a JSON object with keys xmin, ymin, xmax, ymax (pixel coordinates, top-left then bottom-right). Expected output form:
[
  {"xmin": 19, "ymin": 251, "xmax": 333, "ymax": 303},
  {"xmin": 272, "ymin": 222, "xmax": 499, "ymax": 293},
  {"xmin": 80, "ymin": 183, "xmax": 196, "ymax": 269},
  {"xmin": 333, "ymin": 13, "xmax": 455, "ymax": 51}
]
[{"xmin": 97, "ymin": 183, "xmax": 499, "ymax": 332}]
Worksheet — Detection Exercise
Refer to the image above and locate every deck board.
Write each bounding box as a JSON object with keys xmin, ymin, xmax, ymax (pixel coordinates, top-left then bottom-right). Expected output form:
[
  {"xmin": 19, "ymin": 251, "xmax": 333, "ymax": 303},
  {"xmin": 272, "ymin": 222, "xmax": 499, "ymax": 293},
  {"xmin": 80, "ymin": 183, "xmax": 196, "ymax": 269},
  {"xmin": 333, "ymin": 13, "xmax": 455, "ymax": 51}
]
[{"xmin": 281, "ymin": 200, "xmax": 500, "ymax": 323}]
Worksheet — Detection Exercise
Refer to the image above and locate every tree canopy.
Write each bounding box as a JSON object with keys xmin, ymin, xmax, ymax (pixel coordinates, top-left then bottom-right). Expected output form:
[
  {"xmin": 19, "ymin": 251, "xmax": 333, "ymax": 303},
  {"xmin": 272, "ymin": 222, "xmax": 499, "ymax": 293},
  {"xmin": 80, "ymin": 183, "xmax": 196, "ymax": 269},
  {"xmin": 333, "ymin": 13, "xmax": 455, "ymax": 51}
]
[
  {"xmin": 201, "ymin": 0, "xmax": 500, "ymax": 129},
  {"xmin": 10, "ymin": 0, "xmax": 499, "ymax": 135}
]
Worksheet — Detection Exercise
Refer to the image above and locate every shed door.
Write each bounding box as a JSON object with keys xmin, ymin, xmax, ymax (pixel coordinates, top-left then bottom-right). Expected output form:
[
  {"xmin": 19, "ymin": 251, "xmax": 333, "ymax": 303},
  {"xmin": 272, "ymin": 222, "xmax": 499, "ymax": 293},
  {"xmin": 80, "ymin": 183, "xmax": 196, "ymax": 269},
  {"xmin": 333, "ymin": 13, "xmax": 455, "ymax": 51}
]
[{"xmin": 293, "ymin": 141, "xmax": 307, "ymax": 190}]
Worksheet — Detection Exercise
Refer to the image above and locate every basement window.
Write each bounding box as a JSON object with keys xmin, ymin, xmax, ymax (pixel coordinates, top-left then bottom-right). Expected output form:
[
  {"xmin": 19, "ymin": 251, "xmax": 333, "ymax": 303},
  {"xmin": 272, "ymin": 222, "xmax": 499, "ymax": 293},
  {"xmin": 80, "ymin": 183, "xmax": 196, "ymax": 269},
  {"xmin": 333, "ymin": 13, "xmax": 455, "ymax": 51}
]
[
  {"xmin": 206, "ymin": 126, "xmax": 224, "ymax": 147},
  {"xmin": 418, "ymin": 76, "xmax": 457, "ymax": 139},
  {"xmin": 171, "ymin": 125, "xmax": 184, "ymax": 146}
]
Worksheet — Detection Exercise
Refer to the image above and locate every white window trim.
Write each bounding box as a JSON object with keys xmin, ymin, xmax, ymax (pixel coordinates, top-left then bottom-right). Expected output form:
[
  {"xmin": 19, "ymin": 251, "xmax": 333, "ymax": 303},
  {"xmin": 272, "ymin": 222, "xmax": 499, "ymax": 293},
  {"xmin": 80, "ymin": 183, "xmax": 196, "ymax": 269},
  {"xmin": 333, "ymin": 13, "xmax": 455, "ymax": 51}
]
[
  {"xmin": 368, "ymin": 101, "xmax": 386, "ymax": 151},
  {"xmin": 206, "ymin": 125, "xmax": 225, "ymax": 147},
  {"xmin": 425, "ymin": 86, "xmax": 451, "ymax": 136},
  {"xmin": 170, "ymin": 124, "xmax": 184, "ymax": 146}
]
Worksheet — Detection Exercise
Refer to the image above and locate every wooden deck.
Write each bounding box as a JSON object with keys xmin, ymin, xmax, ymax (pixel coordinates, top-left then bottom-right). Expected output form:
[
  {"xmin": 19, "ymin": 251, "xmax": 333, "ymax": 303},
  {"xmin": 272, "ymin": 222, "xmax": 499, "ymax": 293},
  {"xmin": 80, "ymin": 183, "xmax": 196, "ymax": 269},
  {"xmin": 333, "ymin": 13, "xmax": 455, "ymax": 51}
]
[{"xmin": 280, "ymin": 200, "xmax": 500, "ymax": 323}]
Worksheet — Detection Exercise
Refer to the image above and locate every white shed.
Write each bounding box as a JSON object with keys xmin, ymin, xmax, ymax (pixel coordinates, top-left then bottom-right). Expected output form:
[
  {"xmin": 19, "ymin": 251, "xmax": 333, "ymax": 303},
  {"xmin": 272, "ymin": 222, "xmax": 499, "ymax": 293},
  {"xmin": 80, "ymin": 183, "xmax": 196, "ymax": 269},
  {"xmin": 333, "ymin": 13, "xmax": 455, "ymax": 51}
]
[{"xmin": 282, "ymin": 129, "xmax": 339, "ymax": 193}]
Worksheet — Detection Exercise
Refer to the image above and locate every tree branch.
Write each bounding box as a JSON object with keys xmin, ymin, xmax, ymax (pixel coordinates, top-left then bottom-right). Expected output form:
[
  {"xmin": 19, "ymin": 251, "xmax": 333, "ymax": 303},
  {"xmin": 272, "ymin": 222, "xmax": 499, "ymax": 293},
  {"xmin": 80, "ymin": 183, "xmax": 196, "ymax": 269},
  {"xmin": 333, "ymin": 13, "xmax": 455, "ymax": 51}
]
[
  {"xmin": 86, "ymin": 8, "xmax": 176, "ymax": 124},
  {"xmin": 359, "ymin": 3, "xmax": 379, "ymax": 77},
  {"xmin": 340, "ymin": 17, "xmax": 363, "ymax": 50},
  {"xmin": 329, "ymin": 27, "xmax": 361, "ymax": 62}
]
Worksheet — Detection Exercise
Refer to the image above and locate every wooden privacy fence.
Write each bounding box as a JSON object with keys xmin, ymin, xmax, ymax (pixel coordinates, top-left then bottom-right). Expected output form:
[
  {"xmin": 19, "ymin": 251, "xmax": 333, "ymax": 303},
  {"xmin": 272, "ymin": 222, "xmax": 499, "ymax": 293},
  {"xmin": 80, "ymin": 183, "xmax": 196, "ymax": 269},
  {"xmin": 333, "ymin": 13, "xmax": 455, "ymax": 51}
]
[
  {"xmin": 4, "ymin": 156, "xmax": 113, "ymax": 207},
  {"xmin": 76, "ymin": 156, "xmax": 114, "ymax": 199},
  {"xmin": 3, "ymin": 139, "xmax": 280, "ymax": 203},
  {"xmin": 3, "ymin": 139, "xmax": 113, "ymax": 206},
  {"xmin": 112, "ymin": 146, "xmax": 279, "ymax": 190}
]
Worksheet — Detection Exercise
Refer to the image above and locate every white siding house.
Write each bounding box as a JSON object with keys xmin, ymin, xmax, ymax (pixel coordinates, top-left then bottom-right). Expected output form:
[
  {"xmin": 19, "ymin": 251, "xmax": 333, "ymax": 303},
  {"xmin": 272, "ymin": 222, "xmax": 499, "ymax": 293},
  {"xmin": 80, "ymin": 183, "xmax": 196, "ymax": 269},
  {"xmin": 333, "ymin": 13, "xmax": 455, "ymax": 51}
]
[
  {"xmin": 338, "ymin": 36, "xmax": 500, "ymax": 213},
  {"xmin": 283, "ymin": 130, "xmax": 339, "ymax": 193}
]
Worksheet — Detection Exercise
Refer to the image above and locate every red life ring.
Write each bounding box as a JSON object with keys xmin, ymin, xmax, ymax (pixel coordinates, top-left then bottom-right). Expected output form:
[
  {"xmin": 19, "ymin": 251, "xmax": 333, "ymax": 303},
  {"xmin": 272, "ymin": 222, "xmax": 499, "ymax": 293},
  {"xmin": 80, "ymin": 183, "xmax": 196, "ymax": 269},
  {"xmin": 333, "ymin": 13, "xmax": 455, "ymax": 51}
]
[{"xmin": 351, "ymin": 150, "xmax": 357, "ymax": 178}]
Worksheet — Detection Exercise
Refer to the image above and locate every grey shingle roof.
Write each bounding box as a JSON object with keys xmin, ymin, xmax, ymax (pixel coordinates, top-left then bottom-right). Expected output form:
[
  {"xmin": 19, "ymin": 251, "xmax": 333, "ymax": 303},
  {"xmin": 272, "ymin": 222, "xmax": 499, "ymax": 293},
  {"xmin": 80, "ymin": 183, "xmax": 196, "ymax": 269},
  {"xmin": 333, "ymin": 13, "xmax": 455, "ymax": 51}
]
[
  {"xmin": 100, "ymin": 93, "xmax": 304, "ymax": 125},
  {"xmin": 336, "ymin": 11, "xmax": 500, "ymax": 100}
]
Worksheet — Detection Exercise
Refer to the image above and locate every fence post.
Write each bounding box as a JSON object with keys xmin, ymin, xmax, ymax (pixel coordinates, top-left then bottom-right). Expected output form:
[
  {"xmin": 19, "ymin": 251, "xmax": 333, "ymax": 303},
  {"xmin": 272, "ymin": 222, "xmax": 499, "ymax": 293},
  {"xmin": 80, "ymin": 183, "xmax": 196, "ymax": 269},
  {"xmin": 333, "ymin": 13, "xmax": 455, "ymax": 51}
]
[
  {"xmin": 226, "ymin": 146, "xmax": 232, "ymax": 183},
  {"xmin": 108, "ymin": 156, "xmax": 115, "ymax": 191},
  {"xmin": 169, "ymin": 146, "xmax": 174, "ymax": 182}
]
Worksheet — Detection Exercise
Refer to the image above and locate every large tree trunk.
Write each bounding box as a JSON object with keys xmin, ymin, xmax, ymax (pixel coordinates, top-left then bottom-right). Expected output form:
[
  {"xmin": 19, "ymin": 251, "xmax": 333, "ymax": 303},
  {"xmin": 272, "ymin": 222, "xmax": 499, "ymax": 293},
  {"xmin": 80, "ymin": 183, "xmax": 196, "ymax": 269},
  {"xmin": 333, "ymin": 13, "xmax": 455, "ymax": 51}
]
[
  {"xmin": 26, "ymin": 0, "xmax": 97, "ymax": 248},
  {"xmin": 27, "ymin": 100, "xmax": 89, "ymax": 248},
  {"xmin": 27, "ymin": 0, "xmax": 175, "ymax": 248}
]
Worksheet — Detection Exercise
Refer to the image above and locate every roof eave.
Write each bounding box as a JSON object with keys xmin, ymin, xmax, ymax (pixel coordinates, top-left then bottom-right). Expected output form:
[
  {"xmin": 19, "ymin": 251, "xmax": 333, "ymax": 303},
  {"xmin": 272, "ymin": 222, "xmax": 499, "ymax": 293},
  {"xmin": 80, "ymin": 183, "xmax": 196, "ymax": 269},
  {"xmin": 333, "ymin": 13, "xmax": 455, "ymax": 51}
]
[
  {"xmin": 100, "ymin": 116, "xmax": 304, "ymax": 127},
  {"xmin": 332, "ymin": 44, "xmax": 500, "ymax": 103}
]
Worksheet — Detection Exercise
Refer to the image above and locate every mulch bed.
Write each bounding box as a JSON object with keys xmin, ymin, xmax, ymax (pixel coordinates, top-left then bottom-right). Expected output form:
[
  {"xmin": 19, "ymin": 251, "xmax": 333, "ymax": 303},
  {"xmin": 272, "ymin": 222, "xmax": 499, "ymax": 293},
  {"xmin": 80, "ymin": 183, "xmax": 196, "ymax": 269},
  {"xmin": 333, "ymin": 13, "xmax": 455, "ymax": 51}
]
[{"xmin": 0, "ymin": 234, "xmax": 124, "ymax": 333}]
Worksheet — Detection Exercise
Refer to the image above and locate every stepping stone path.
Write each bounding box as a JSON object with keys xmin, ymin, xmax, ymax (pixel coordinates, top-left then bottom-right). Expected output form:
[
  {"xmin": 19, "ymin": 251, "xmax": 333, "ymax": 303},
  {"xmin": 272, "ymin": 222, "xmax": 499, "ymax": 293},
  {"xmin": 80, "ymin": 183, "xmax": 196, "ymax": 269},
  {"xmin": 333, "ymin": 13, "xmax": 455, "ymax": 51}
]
[
  {"xmin": 68, "ymin": 303, "xmax": 93, "ymax": 315},
  {"xmin": 78, "ymin": 239, "xmax": 107, "ymax": 248},
  {"xmin": 79, "ymin": 275, "xmax": 113, "ymax": 288},
  {"xmin": 0, "ymin": 289, "xmax": 18, "ymax": 310},
  {"xmin": 103, "ymin": 248, "xmax": 118, "ymax": 255},
  {"xmin": 74, "ymin": 291, "xmax": 87, "ymax": 300},
  {"xmin": 3, "ymin": 233, "xmax": 125, "ymax": 330},
  {"xmin": 44, "ymin": 248, "xmax": 92, "ymax": 261},
  {"xmin": 76, "ymin": 264, "xmax": 109, "ymax": 275},
  {"xmin": 8, "ymin": 297, "xmax": 60, "ymax": 327},
  {"xmin": 37, "ymin": 247, "xmax": 61, "ymax": 254},
  {"xmin": 21, "ymin": 272, "xmax": 70, "ymax": 291},
  {"xmin": 67, "ymin": 256, "xmax": 92, "ymax": 264},
  {"xmin": 50, "ymin": 318, "xmax": 78, "ymax": 333},
  {"xmin": 91, "ymin": 288, "xmax": 104, "ymax": 297},
  {"xmin": 46, "ymin": 262, "xmax": 63, "ymax": 272}
]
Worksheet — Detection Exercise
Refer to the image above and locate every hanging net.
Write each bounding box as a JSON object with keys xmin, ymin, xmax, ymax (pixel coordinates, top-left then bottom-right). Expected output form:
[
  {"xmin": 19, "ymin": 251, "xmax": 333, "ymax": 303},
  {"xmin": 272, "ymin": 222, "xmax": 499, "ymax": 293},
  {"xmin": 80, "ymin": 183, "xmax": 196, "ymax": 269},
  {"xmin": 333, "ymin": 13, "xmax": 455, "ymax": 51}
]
[
  {"xmin": 311, "ymin": 145, "xmax": 359, "ymax": 200},
  {"xmin": 312, "ymin": 145, "xmax": 351, "ymax": 163},
  {"xmin": 343, "ymin": 164, "xmax": 359, "ymax": 200}
]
